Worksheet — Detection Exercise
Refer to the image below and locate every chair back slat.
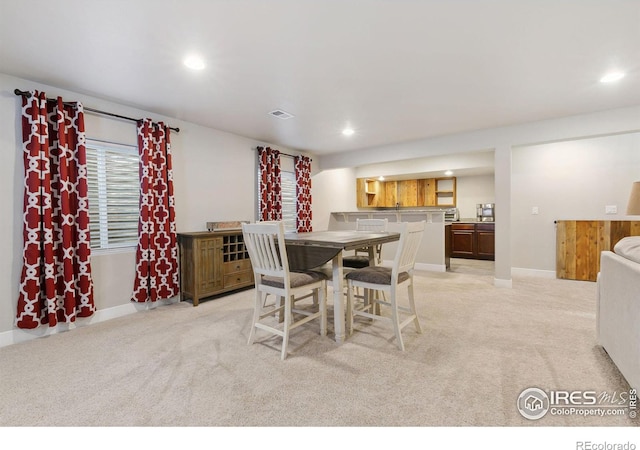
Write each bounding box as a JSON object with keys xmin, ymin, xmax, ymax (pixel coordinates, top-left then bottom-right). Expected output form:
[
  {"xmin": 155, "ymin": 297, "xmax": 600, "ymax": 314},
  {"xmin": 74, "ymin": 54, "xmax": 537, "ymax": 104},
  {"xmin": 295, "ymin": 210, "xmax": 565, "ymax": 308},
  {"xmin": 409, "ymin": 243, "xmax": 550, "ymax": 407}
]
[
  {"xmin": 393, "ymin": 221, "xmax": 426, "ymax": 277},
  {"xmin": 356, "ymin": 218, "xmax": 388, "ymax": 232},
  {"xmin": 242, "ymin": 221, "xmax": 289, "ymax": 280}
]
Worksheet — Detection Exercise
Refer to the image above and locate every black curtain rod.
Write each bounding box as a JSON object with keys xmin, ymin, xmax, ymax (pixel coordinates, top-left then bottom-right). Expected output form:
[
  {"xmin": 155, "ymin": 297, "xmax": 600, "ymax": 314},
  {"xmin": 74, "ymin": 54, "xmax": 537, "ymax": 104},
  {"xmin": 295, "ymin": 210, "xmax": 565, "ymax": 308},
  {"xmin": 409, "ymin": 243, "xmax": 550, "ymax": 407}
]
[
  {"xmin": 14, "ymin": 88, "xmax": 180, "ymax": 133},
  {"xmin": 256, "ymin": 146, "xmax": 312, "ymax": 161}
]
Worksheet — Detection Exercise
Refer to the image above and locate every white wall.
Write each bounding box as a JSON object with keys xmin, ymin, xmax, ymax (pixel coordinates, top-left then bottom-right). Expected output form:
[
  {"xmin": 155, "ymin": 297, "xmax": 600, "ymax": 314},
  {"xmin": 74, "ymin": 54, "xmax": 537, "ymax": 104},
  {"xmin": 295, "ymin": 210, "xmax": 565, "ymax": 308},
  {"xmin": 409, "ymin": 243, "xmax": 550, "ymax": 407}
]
[
  {"xmin": 456, "ymin": 174, "xmax": 495, "ymax": 220},
  {"xmin": 512, "ymin": 132, "xmax": 640, "ymax": 272},
  {"xmin": 0, "ymin": 76, "xmax": 24, "ymax": 339},
  {"xmin": 311, "ymin": 167, "xmax": 357, "ymax": 231},
  {"xmin": 172, "ymin": 120, "xmax": 261, "ymax": 231},
  {"xmin": 0, "ymin": 72, "xmax": 309, "ymax": 340}
]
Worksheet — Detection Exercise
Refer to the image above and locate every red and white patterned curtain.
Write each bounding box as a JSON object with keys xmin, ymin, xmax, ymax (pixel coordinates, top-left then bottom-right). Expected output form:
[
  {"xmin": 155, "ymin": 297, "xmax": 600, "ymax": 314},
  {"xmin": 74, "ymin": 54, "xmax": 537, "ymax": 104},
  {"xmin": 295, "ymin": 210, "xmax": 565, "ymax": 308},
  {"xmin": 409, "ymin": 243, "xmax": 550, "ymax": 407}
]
[
  {"xmin": 258, "ymin": 146, "xmax": 282, "ymax": 221},
  {"xmin": 131, "ymin": 119, "xmax": 179, "ymax": 303},
  {"xmin": 294, "ymin": 155, "xmax": 313, "ymax": 232},
  {"xmin": 16, "ymin": 91, "xmax": 95, "ymax": 329}
]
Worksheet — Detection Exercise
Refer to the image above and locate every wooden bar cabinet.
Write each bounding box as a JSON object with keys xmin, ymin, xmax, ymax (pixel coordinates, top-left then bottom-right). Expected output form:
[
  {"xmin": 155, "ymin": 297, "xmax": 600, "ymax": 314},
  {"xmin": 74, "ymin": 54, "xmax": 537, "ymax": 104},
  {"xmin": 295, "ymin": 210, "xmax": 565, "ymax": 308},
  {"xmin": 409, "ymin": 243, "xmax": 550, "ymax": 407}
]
[
  {"xmin": 178, "ymin": 231, "xmax": 254, "ymax": 306},
  {"xmin": 555, "ymin": 220, "xmax": 640, "ymax": 281}
]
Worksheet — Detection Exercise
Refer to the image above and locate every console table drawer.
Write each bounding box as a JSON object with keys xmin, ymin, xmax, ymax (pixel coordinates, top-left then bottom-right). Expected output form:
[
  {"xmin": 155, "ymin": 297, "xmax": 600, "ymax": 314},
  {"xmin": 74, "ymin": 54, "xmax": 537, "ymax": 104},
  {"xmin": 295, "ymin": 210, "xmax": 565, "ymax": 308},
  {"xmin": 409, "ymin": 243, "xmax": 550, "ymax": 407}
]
[
  {"xmin": 224, "ymin": 271, "xmax": 253, "ymax": 288},
  {"xmin": 224, "ymin": 259, "xmax": 252, "ymax": 274}
]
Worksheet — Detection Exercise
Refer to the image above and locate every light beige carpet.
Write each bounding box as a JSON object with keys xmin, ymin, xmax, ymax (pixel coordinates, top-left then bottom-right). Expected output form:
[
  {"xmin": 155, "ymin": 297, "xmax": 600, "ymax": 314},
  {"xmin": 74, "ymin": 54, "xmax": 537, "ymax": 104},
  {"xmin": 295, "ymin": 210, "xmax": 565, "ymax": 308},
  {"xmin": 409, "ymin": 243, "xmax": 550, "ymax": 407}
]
[{"xmin": 0, "ymin": 259, "xmax": 635, "ymax": 427}]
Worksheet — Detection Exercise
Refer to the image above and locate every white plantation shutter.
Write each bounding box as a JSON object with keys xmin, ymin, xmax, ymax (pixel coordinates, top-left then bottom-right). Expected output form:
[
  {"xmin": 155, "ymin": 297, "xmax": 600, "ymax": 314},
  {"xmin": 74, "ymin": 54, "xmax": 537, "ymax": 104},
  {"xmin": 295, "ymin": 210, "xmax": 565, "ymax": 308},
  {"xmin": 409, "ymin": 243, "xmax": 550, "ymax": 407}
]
[
  {"xmin": 281, "ymin": 171, "xmax": 296, "ymax": 232},
  {"xmin": 86, "ymin": 140, "xmax": 140, "ymax": 249}
]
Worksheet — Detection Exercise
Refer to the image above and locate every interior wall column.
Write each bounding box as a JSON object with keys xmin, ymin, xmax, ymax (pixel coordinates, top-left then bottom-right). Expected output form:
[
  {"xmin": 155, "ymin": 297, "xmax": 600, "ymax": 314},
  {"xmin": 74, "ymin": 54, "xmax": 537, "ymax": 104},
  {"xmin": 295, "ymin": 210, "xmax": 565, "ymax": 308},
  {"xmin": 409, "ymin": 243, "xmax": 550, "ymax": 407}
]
[{"xmin": 494, "ymin": 145, "xmax": 512, "ymax": 288}]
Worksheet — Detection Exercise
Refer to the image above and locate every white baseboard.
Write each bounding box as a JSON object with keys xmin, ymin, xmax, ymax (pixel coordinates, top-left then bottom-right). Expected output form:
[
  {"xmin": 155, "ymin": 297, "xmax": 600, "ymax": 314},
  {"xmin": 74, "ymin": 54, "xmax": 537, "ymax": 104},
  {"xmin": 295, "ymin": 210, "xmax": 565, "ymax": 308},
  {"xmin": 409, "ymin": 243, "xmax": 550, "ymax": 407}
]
[
  {"xmin": 381, "ymin": 260, "xmax": 446, "ymax": 273},
  {"xmin": 511, "ymin": 267, "xmax": 556, "ymax": 279},
  {"xmin": 0, "ymin": 298, "xmax": 178, "ymax": 349},
  {"xmin": 415, "ymin": 262, "xmax": 447, "ymax": 273},
  {"xmin": 494, "ymin": 278, "xmax": 513, "ymax": 288},
  {"xmin": 493, "ymin": 267, "xmax": 556, "ymax": 288}
]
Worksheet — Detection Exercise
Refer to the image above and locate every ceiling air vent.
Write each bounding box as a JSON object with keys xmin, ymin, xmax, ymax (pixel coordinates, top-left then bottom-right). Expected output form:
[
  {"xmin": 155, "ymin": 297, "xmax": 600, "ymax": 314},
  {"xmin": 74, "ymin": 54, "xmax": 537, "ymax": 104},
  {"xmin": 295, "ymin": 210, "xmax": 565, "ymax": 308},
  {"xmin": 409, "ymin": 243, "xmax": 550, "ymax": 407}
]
[{"xmin": 269, "ymin": 109, "xmax": 294, "ymax": 120}]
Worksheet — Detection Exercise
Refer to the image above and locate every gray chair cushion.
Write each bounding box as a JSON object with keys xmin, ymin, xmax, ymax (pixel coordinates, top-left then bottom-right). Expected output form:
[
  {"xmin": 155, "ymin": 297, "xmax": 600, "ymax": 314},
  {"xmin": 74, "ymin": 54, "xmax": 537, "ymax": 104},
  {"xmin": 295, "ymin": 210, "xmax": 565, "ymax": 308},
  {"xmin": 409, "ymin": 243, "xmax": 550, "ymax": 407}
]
[
  {"xmin": 309, "ymin": 263, "xmax": 334, "ymax": 279},
  {"xmin": 262, "ymin": 270, "xmax": 327, "ymax": 288},
  {"xmin": 342, "ymin": 255, "xmax": 371, "ymax": 269},
  {"xmin": 345, "ymin": 266, "xmax": 409, "ymax": 285},
  {"xmin": 308, "ymin": 263, "xmax": 356, "ymax": 281}
]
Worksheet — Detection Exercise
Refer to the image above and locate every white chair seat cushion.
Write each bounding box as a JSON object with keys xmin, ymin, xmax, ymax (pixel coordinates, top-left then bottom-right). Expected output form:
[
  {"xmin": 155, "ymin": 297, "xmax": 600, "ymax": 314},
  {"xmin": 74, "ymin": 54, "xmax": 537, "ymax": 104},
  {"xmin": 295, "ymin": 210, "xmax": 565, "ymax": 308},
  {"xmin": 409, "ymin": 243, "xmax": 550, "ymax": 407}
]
[
  {"xmin": 614, "ymin": 236, "xmax": 640, "ymax": 264},
  {"xmin": 345, "ymin": 266, "xmax": 409, "ymax": 285},
  {"xmin": 262, "ymin": 270, "xmax": 327, "ymax": 288}
]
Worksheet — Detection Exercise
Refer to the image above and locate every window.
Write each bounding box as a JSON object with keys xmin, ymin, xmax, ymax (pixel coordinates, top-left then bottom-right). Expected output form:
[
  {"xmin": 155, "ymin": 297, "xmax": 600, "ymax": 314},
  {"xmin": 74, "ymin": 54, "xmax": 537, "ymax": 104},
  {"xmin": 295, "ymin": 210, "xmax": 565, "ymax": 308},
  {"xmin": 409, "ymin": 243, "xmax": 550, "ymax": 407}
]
[
  {"xmin": 257, "ymin": 155, "xmax": 297, "ymax": 232},
  {"xmin": 86, "ymin": 139, "xmax": 139, "ymax": 250},
  {"xmin": 281, "ymin": 170, "xmax": 296, "ymax": 232}
]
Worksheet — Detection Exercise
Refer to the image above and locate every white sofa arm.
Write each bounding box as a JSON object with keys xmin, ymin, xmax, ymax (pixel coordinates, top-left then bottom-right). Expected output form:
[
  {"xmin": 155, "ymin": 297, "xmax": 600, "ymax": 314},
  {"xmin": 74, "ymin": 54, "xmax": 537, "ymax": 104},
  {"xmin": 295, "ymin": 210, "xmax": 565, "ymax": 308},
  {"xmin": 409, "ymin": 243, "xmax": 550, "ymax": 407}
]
[{"xmin": 597, "ymin": 251, "xmax": 640, "ymax": 390}]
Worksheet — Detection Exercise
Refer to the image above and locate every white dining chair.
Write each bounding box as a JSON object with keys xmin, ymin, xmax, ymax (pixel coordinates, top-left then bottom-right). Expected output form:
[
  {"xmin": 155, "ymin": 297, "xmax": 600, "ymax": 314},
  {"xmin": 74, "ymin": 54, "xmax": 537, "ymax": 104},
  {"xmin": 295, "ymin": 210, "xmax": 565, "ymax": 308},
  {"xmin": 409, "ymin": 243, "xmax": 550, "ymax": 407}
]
[
  {"xmin": 242, "ymin": 221, "xmax": 328, "ymax": 360},
  {"xmin": 341, "ymin": 218, "xmax": 390, "ymax": 310},
  {"xmin": 342, "ymin": 218, "xmax": 389, "ymax": 268},
  {"xmin": 345, "ymin": 221, "xmax": 425, "ymax": 351},
  {"xmin": 312, "ymin": 217, "xmax": 390, "ymax": 322}
]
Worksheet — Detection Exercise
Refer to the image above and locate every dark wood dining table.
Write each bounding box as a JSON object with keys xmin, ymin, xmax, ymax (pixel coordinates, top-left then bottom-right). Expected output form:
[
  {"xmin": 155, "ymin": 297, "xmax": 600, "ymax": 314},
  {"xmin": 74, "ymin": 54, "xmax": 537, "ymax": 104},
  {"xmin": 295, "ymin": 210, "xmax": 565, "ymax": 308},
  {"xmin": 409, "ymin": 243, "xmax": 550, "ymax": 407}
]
[{"xmin": 285, "ymin": 230, "xmax": 400, "ymax": 343}]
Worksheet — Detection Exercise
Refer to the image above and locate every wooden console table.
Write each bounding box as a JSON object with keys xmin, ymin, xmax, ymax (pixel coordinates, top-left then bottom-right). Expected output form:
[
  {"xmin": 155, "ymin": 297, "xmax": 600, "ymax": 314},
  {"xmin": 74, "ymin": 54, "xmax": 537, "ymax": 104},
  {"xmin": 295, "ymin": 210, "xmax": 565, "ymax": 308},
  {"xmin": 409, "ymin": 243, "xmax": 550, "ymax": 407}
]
[
  {"xmin": 178, "ymin": 230, "xmax": 254, "ymax": 306},
  {"xmin": 556, "ymin": 220, "xmax": 640, "ymax": 281}
]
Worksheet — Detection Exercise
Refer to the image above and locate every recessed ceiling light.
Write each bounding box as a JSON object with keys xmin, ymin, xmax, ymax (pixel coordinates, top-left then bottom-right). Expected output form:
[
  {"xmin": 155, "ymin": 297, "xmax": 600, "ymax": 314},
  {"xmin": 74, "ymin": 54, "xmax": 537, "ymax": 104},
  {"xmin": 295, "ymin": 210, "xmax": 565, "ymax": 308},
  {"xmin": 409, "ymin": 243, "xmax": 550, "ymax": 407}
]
[
  {"xmin": 445, "ymin": 170, "xmax": 453, "ymax": 176},
  {"xmin": 378, "ymin": 176, "xmax": 385, "ymax": 181},
  {"xmin": 600, "ymin": 72, "xmax": 625, "ymax": 83},
  {"xmin": 184, "ymin": 55, "xmax": 205, "ymax": 70},
  {"xmin": 342, "ymin": 128, "xmax": 354, "ymax": 136}
]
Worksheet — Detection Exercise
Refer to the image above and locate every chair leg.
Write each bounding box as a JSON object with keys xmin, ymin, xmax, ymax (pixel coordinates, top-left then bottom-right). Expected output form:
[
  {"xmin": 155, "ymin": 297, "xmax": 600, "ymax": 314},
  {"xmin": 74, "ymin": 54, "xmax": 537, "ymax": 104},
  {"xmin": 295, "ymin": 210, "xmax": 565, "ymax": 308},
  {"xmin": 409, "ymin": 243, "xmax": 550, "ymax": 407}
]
[
  {"xmin": 365, "ymin": 288, "xmax": 377, "ymax": 318},
  {"xmin": 362, "ymin": 287, "xmax": 369, "ymax": 312},
  {"xmin": 346, "ymin": 281, "xmax": 354, "ymax": 335},
  {"xmin": 354, "ymin": 286, "xmax": 362, "ymax": 305},
  {"xmin": 248, "ymin": 289, "xmax": 263, "ymax": 345},
  {"xmin": 372, "ymin": 290, "xmax": 383, "ymax": 315},
  {"xmin": 320, "ymin": 283, "xmax": 327, "ymax": 336},
  {"xmin": 276, "ymin": 296, "xmax": 284, "ymax": 323},
  {"xmin": 281, "ymin": 295, "xmax": 293, "ymax": 360},
  {"xmin": 407, "ymin": 280, "xmax": 422, "ymax": 333},
  {"xmin": 390, "ymin": 287, "xmax": 405, "ymax": 351},
  {"xmin": 379, "ymin": 291, "xmax": 387, "ymax": 314}
]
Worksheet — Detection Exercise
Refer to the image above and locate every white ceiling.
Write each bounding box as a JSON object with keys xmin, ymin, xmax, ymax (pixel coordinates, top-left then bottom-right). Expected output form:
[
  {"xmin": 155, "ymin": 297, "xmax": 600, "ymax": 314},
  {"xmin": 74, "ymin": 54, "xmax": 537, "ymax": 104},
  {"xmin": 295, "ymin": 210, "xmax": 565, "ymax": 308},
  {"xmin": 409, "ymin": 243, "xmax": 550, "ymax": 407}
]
[{"xmin": 1, "ymin": 0, "xmax": 639, "ymax": 156}]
